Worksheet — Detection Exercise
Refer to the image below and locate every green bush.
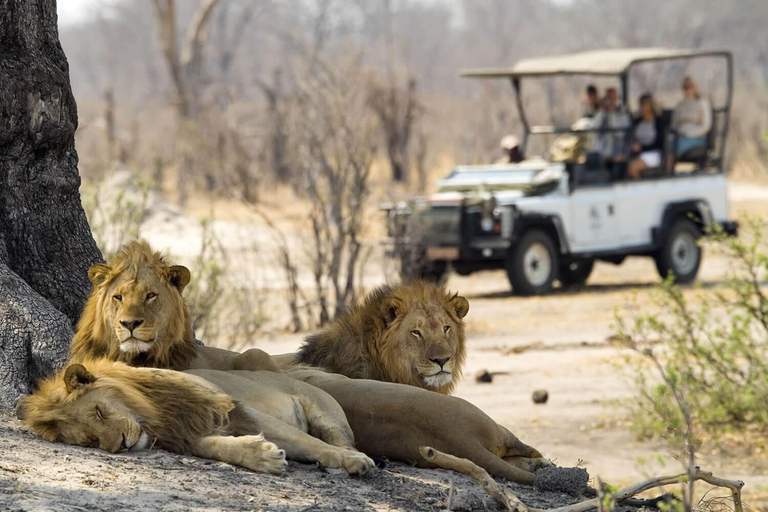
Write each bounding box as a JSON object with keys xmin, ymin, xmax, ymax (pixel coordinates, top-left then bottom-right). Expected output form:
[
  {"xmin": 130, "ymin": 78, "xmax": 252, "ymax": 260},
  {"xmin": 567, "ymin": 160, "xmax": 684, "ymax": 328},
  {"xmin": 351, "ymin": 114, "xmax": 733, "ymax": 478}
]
[{"xmin": 616, "ymin": 219, "xmax": 768, "ymax": 445}]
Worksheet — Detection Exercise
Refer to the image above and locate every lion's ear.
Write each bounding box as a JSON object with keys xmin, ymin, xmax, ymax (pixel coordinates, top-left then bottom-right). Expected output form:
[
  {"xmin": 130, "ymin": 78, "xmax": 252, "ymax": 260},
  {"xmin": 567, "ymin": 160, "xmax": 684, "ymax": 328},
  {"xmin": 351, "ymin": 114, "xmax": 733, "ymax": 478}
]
[
  {"xmin": 64, "ymin": 364, "xmax": 96, "ymax": 393},
  {"xmin": 381, "ymin": 300, "xmax": 399, "ymax": 328},
  {"xmin": 167, "ymin": 265, "xmax": 191, "ymax": 292},
  {"xmin": 87, "ymin": 264, "xmax": 111, "ymax": 286},
  {"xmin": 449, "ymin": 295, "xmax": 470, "ymax": 319}
]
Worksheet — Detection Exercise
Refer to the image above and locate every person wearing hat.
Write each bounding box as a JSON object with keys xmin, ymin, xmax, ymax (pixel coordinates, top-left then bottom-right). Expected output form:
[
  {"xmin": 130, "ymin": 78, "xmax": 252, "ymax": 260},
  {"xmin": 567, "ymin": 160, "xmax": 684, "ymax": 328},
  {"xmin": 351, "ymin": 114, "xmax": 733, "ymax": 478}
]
[{"xmin": 497, "ymin": 135, "xmax": 523, "ymax": 164}]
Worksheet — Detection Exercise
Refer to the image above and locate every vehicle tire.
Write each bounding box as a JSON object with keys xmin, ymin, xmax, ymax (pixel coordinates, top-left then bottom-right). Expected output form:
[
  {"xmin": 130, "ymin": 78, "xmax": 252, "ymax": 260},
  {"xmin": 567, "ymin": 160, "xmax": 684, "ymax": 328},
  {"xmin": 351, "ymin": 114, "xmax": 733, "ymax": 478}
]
[
  {"xmin": 654, "ymin": 218, "xmax": 702, "ymax": 284},
  {"xmin": 507, "ymin": 229, "xmax": 559, "ymax": 295},
  {"xmin": 559, "ymin": 259, "xmax": 594, "ymax": 287}
]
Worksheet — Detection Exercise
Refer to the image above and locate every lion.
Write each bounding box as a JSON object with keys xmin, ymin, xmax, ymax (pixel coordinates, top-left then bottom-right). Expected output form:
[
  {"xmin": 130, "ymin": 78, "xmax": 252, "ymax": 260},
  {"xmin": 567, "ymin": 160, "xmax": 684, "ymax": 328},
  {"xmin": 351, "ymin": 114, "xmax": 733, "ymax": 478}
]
[
  {"xmin": 70, "ymin": 239, "xmax": 281, "ymax": 373},
  {"xmin": 282, "ymin": 281, "xmax": 469, "ymax": 394},
  {"xmin": 20, "ymin": 358, "xmax": 375, "ymax": 476},
  {"xmin": 18, "ymin": 358, "xmax": 287, "ymax": 475}
]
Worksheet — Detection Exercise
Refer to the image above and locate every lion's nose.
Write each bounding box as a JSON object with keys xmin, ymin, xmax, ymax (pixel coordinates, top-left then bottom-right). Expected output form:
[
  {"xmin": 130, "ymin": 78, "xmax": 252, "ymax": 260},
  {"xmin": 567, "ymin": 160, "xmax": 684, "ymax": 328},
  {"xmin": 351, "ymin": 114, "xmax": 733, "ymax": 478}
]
[
  {"xmin": 120, "ymin": 319, "xmax": 144, "ymax": 332},
  {"xmin": 431, "ymin": 357, "xmax": 450, "ymax": 368}
]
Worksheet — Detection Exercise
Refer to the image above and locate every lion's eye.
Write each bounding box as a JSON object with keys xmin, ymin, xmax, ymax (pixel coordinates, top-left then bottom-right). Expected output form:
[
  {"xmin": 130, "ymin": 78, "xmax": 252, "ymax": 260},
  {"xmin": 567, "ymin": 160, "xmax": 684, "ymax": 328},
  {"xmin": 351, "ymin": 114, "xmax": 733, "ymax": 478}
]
[
  {"xmin": 411, "ymin": 330, "xmax": 422, "ymax": 339},
  {"xmin": 95, "ymin": 406, "xmax": 105, "ymax": 421},
  {"xmin": 444, "ymin": 325, "xmax": 451, "ymax": 334},
  {"xmin": 113, "ymin": 294, "xmax": 122, "ymax": 302},
  {"xmin": 146, "ymin": 292, "xmax": 157, "ymax": 301}
]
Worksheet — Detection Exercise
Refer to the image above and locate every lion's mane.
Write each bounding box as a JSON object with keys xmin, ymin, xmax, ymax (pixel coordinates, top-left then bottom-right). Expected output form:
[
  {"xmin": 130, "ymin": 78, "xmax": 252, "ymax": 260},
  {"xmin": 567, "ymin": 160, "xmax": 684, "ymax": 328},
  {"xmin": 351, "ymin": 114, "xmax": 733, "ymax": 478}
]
[
  {"xmin": 295, "ymin": 281, "xmax": 468, "ymax": 394},
  {"xmin": 20, "ymin": 358, "xmax": 234, "ymax": 454},
  {"xmin": 69, "ymin": 240, "xmax": 196, "ymax": 370}
]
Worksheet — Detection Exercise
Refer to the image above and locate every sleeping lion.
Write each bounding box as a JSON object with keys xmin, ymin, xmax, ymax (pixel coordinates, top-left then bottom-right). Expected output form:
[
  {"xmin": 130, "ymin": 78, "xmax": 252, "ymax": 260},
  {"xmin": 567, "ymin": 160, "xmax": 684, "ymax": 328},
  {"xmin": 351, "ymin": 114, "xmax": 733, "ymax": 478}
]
[
  {"xmin": 18, "ymin": 358, "xmax": 287, "ymax": 475},
  {"xmin": 20, "ymin": 358, "xmax": 374, "ymax": 476}
]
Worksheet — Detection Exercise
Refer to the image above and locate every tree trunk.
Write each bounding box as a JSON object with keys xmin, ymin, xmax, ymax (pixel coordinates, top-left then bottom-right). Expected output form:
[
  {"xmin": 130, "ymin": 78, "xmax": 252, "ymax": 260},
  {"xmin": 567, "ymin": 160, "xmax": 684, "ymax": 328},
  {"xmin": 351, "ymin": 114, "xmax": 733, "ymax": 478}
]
[{"xmin": 0, "ymin": 1, "xmax": 102, "ymax": 407}]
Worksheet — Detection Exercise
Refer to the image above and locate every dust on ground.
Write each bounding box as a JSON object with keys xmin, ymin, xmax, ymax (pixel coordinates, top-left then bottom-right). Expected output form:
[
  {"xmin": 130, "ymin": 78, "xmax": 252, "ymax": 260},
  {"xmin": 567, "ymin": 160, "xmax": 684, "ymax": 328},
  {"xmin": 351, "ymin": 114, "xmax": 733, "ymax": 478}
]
[{"xmin": 1, "ymin": 412, "xmax": 605, "ymax": 512}]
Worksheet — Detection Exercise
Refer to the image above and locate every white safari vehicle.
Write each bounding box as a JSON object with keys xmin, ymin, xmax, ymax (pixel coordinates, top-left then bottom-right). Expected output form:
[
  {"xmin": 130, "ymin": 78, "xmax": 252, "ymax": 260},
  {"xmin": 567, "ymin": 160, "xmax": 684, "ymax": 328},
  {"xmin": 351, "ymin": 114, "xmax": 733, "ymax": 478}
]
[{"xmin": 383, "ymin": 48, "xmax": 738, "ymax": 295}]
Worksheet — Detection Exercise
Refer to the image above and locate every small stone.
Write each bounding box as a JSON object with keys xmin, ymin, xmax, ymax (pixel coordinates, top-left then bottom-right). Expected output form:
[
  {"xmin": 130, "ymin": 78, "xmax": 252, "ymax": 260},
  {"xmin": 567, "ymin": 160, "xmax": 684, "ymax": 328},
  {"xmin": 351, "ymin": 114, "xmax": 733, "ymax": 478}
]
[
  {"xmin": 532, "ymin": 389, "xmax": 549, "ymax": 404},
  {"xmin": 475, "ymin": 370, "xmax": 493, "ymax": 383}
]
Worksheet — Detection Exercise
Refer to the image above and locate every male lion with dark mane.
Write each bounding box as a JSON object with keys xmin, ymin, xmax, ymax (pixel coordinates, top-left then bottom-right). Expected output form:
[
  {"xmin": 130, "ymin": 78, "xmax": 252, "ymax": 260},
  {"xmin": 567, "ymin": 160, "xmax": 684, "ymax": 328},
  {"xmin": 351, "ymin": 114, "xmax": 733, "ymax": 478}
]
[
  {"xmin": 67, "ymin": 240, "xmax": 374, "ymax": 475},
  {"xmin": 19, "ymin": 358, "xmax": 287, "ymax": 474},
  {"xmin": 286, "ymin": 281, "xmax": 469, "ymax": 394}
]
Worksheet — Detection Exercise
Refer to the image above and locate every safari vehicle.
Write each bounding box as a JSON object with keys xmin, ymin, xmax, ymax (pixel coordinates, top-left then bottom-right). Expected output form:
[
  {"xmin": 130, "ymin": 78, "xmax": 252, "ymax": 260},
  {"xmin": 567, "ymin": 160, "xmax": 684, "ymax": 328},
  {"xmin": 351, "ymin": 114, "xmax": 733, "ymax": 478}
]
[{"xmin": 382, "ymin": 48, "xmax": 738, "ymax": 295}]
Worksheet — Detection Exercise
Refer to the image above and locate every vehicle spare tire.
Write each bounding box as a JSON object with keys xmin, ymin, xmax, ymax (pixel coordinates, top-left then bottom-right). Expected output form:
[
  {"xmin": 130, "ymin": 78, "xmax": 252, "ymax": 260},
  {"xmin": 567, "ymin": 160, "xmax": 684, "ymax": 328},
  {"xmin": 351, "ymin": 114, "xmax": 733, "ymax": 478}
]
[
  {"xmin": 654, "ymin": 218, "xmax": 702, "ymax": 284},
  {"xmin": 507, "ymin": 229, "xmax": 559, "ymax": 295}
]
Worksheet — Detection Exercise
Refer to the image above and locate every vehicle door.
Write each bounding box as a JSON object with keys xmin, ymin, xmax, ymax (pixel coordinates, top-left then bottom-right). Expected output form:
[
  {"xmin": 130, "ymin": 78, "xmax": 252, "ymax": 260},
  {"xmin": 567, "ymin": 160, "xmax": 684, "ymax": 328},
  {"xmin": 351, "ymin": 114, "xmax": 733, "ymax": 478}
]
[{"xmin": 568, "ymin": 183, "xmax": 620, "ymax": 252}]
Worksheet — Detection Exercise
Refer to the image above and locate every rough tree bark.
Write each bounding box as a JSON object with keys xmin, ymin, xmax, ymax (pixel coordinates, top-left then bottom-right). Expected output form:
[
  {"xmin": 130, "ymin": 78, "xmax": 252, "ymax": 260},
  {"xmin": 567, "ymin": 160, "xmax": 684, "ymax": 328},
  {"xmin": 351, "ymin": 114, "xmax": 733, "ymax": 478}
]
[{"xmin": 0, "ymin": 1, "xmax": 102, "ymax": 407}]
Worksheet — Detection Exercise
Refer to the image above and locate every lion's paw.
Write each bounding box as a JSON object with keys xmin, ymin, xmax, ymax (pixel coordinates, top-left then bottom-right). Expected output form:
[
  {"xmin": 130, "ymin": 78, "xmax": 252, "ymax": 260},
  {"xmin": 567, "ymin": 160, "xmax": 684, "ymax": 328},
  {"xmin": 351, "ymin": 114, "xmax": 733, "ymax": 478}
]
[
  {"xmin": 339, "ymin": 450, "xmax": 375, "ymax": 476},
  {"xmin": 506, "ymin": 456, "xmax": 554, "ymax": 472},
  {"xmin": 239, "ymin": 436, "xmax": 287, "ymax": 475}
]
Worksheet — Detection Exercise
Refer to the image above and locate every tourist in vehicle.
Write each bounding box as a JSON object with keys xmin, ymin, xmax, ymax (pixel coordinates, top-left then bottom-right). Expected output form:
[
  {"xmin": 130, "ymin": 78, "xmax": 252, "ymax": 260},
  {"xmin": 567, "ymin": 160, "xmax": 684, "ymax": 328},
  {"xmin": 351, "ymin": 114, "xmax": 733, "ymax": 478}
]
[
  {"xmin": 497, "ymin": 135, "xmax": 523, "ymax": 164},
  {"xmin": 627, "ymin": 93, "xmax": 664, "ymax": 180},
  {"xmin": 667, "ymin": 76, "xmax": 712, "ymax": 171},
  {"xmin": 583, "ymin": 84, "xmax": 600, "ymax": 118},
  {"xmin": 590, "ymin": 87, "xmax": 630, "ymax": 164}
]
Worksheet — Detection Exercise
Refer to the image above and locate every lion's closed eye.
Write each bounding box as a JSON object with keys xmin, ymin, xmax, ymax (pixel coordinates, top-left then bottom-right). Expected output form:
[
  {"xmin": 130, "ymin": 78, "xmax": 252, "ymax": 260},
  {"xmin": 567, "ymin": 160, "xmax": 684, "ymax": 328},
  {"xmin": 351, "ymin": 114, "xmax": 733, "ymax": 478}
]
[
  {"xmin": 411, "ymin": 330, "xmax": 422, "ymax": 339},
  {"xmin": 443, "ymin": 325, "xmax": 451, "ymax": 334}
]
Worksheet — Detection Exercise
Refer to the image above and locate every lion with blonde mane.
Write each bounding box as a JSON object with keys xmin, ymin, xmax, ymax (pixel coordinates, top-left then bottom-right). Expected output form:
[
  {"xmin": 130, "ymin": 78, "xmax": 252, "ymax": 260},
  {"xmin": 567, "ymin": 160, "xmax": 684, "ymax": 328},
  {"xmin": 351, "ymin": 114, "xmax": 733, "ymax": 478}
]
[
  {"xmin": 70, "ymin": 240, "xmax": 271, "ymax": 372},
  {"xmin": 283, "ymin": 281, "xmax": 468, "ymax": 394},
  {"xmin": 19, "ymin": 358, "xmax": 287, "ymax": 474}
]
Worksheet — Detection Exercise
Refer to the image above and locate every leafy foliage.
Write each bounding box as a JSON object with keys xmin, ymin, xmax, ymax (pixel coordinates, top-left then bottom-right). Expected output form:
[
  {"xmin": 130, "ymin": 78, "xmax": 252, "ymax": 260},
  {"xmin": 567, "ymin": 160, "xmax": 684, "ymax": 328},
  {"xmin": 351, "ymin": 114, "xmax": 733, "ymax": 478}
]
[{"xmin": 616, "ymin": 220, "xmax": 768, "ymax": 444}]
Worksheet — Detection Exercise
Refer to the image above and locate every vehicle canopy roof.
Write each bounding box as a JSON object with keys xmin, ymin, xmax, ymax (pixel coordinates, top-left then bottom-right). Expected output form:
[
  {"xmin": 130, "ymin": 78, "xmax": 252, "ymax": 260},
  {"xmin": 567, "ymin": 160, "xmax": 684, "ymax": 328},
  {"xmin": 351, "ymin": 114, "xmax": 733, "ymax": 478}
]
[{"xmin": 460, "ymin": 48, "xmax": 731, "ymax": 78}]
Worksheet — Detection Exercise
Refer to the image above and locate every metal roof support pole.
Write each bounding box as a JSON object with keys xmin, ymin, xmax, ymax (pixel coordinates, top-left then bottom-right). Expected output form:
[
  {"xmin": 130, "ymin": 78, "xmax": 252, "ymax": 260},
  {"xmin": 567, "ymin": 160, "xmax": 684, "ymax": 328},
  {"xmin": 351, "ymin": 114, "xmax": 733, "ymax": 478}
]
[
  {"xmin": 720, "ymin": 53, "xmax": 733, "ymax": 171},
  {"xmin": 511, "ymin": 77, "xmax": 530, "ymax": 157}
]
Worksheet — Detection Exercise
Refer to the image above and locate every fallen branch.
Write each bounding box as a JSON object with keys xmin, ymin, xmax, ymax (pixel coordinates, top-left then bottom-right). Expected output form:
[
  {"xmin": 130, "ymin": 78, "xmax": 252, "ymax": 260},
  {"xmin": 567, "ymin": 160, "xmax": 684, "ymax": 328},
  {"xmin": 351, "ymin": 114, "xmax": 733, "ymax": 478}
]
[
  {"xmin": 419, "ymin": 446, "xmax": 528, "ymax": 511},
  {"xmin": 419, "ymin": 447, "xmax": 744, "ymax": 512}
]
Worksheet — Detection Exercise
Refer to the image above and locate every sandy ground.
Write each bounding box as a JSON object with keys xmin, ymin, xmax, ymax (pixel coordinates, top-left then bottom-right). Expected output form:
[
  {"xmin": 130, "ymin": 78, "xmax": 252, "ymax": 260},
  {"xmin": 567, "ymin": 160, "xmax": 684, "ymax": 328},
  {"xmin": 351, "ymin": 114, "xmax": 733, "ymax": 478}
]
[{"xmin": 3, "ymin": 180, "xmax": 765, "ymax": 510}]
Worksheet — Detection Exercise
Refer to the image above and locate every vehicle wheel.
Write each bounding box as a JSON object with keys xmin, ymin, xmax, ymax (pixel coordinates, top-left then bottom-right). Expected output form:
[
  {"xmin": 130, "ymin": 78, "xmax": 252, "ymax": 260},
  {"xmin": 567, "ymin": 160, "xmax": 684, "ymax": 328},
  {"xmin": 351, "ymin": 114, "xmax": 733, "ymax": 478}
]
[
  {"xmin": 559, "ymin": 259, "xmax": 594, "ymax": 287},
  {"xmin": 654, "ymin": 218, "xmax": 702, "ymax": 284},
  {"xmin": 507, "ymin": 230, "xmax": 559, "ymax": 295}
]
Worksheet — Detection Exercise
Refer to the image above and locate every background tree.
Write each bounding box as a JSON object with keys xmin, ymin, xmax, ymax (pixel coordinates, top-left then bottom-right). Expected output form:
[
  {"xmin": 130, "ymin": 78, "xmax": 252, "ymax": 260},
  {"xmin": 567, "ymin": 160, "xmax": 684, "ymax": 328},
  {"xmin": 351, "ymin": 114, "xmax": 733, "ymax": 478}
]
[{"xmin": 0, "ymin": 1, "xmax": 102, "ymax": 407}]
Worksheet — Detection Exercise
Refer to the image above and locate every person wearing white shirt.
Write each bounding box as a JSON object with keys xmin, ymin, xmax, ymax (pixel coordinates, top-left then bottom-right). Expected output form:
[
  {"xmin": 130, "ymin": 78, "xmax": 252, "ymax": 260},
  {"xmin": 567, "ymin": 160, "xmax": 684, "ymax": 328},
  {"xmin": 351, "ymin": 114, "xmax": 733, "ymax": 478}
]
[{"xmin": 667, "ymin": 76, "xmax": 712, "ymax": 172}]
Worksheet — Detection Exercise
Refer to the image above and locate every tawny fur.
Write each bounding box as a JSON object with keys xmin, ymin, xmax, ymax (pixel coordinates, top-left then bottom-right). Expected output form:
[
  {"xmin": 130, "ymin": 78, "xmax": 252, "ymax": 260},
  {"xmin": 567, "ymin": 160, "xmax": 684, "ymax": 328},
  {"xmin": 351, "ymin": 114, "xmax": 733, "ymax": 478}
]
[
  {"xmin": 69, "ymin": 240, "xmax": 196, "ymax": 370},
  {"xmin": 296, "ymin": 281, "xmax": 468, "ymax": 394},
  {"xmin": 20, "ymin": 359, "xmax": 234, "ymax": 454}
]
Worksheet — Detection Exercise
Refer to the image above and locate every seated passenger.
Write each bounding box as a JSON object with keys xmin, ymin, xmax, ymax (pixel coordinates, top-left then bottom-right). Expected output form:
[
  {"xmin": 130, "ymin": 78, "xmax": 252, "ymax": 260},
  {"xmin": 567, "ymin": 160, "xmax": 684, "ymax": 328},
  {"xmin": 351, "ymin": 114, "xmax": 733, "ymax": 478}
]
[
  {"xmin": 583, "ymin": 84, "xmax": 601, "ymax": 119},
  {"xmin": 590, "ymin": 87, "xmax": 630, "ymax": 165},
  {"xmin": 628, "ymin": 93, "xmax": 664, "ymax": 179},
  {"xmin": 667, "ymin": 76, "xmax": 712, "ymax": 171}
]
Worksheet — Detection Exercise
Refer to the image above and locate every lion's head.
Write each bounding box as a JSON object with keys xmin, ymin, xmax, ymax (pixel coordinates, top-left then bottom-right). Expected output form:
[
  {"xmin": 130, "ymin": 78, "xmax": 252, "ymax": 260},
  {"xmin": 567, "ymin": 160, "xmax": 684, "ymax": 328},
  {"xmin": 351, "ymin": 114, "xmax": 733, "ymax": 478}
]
[
  {"xmin": 296, "ymin": 281, "xmax": 469, "ymax": 394},
  {"xmin": 18, "ymin": 358, "xmax": 234, "ymax": 455},
  {"xmin": 70, "ymin": 240, "xmax": 196, "ymax": 370}
]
